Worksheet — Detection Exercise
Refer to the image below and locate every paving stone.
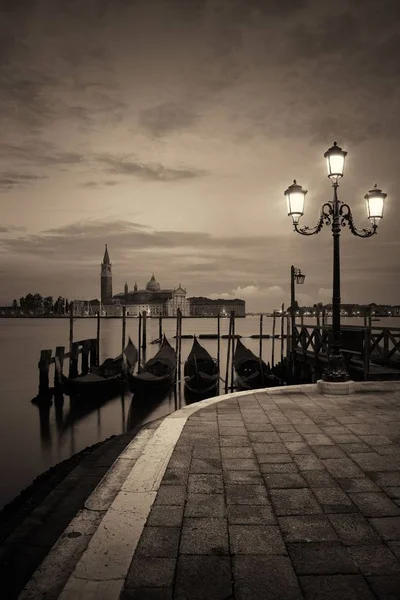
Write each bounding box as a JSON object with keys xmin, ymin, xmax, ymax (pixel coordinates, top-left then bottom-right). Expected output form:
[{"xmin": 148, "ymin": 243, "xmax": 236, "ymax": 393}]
[
  {"xmin": 311, "ymin": 446, "xmax": 346, "ymax": 459},
  {"xmin": 376, "ymin": 445, "xmax": 400, "ymax": 456},
  {"xmin": 263, "ymin": 473, "xmax": 307, "ymax": 489},
  {"xmin": 135, "ymin": 526, "xmax": 181, "ymax": 557},
  {"xmin": 302, "ymin": 470, "xmax": 337, "ymax": 488},
  {"xmin": 162, "ymin": 468, "xmax": 189, "ymax": 486},
  {"xmin": 275, "ymin": 424, "xmax": 297, "ymax": 433},
  {"xmin": 220, "ymin": 436, "xmax": 251, "ymax": 447},
  {"xmin": 279, "ymin": 433, "xmax": 304, "ymax": 442},
  {"xmin": 245, "ymin": 423, "xmax": 275, "ymax": 431},
  {"xmin": 125, "ymin": 557, "xmax": 176, "ymax": 588},
  {"xmin": 295, "ymin": 425, "xmax": 322, "ymax": 433},
  {"xmin": 337, "ymin": 477, "xmax": 381, "ymax": 493},
  {"xmin": 184, "ymin": 493, "xmax": 225, "ymax": 518},
  {"xmin": 222, "ymin": 458, "xmax": 260, "ymax": 471},
  {"xmin": 227, "ymin": 504, "xmax": 276, "ymax": 525},
  {"xmin": 350, "ymin": 452, "xmax": 400, "ymax": 472},
  {"xmin": 284, "ymin": 442, "xmax": 314, "ymax": 454},
  {"xmin": 190, "ymin": 458, "xmax": 222, "ymax": 474},
  {"xmin": 322, "ymin": 426, "xmax": 351, "ymax": 435},
  {"xmin": 288, "ymin": 542, "xmax": 358, "ymax": 575},
  {"xmin": 256, "ymin": 454, "xmax": 294, "ymax": 464},
  {"xmin": 219, "ymin": 426, "xmax": 247, "ymax": 436},
  {"xmin": 180, "ymin": 517, "xmax": 229, "ymax": 555},
  {"xmin": 192, "ymin": 446, "xmax": 221, "ymax": 459},
  {"xmin": 313, "ymin": 487, "xmax": 356, "ymax": 514},
  {"xmin": 223, "ymin": 470, "xmax": 263, "ymax": 484},
  {"xmin": 338, "ymin": 443, "xmax": 372, "ymax": 454},
  {"xmin": 174, "ymin": 555, "xmax": 232, "ymax": 600},
  {"xmin": 229, "ymin": 524, "xmax": 286, "ymax": 555},
  {"xmin": 260, "ymin": 462, "xmax": 299, "ymax": 474},
  {"xmin": 369, "ymin": 517, "xmax": 400, "ymax": 540},
  {"xmin": 367, "ymin": 574, "xmax": 400, "ymax": 600},
  {"xmin": 383, "ymin": 487, "xmax": 400, "ymax": 499},
  {"xmin": 323, "ymin": 458, "xmax": 364, "ymax": 478},
  {"xmin": 348, "ymin": 492, "xmax": 400, "ymax": 517},
  {"xmin": 154, "ymin": 485, "xmax": 186, "ymax": 506},
  {"xmin": 369, "ymin": 472, "xmax": 400, "ymax": 487},
  {"xmin": 252, "ymin": 442, "xmax": 287, "ymax": 454},
  {"xmin": 388, "ymin": 541, "xmax": 400, "ymax": 560},
  {"xmin": 186, "ymin": 469, "xmax": 220, "ymax": 490},
  {"xmin": 146, "ymin": 505, "xmax": 184, "ymax": 528},
  {"xmin": 270, "ymin": 488, "xmax": 323, "ymax": 516},
  {"xmin": 294, "ymin": 455, "xmax": 325, "ymax": 471},
  {"xmin": 220, "ymin": 446, "xmax": 255, "ymax": 459},
  {"xmin": 328, "ymin": 513, "xmax": 381, "ymax": 545},
  {"xmin": 329, "ymin": 434, "xmax": 362, "ymax": 444},
  {"xmin": 359, "ymin": 435, "xmax": 393, "ymax": 445},
  {"xmin": 233, "ymin": 555, "xmax": 303, "ymax": 600},
  {"xmin": 120, "ymin": 588, "xmax": 172, "ymax": 600},
  {"xmin": 348, "ymin": 544, "xmax": 400, "ymax": 576},
  {"xmin": 225, "ymin": 484, "xmax": 269, "ymax": 505},
  {"xmin": 299, "ymin": 574, "xmax": 375, "ymax": 599},
  {"xmin": 278, "ymin": 515, "xmax": 339, "ymax": 543},
  {"xmin": 248, "ymin": 431, "xmax": 281, "ymax": 443},
  {"xmin": 302, "ymin": 434, "xmax": 334, "ymax": 445}
]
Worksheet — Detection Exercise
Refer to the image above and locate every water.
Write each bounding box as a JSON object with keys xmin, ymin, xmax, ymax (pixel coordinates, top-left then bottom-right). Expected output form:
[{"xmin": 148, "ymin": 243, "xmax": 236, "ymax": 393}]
[{"xmin": 0, "ymin": 314, "xmax": 399, "ymax": 510}]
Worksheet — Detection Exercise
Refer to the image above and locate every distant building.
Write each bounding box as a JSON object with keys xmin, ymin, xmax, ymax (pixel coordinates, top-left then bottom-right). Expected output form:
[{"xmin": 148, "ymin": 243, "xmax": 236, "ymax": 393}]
[
  {"xmin": 188, "ymin": 297, "xmax": 246, "ymax": 317},
  {"xmin": 94, "ymin": 245, "xmax": 189, "ymax": 316}
]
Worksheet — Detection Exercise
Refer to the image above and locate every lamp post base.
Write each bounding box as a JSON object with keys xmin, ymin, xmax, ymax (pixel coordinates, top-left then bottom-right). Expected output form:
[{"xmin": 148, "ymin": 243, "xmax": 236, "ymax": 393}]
[
  {"xmin": 321, "ymin": 351, "xmax": 350, "ymax": 383},
  {"xmin": 317, "ymin": 379, "xmax": 356, "ymax": 395}
]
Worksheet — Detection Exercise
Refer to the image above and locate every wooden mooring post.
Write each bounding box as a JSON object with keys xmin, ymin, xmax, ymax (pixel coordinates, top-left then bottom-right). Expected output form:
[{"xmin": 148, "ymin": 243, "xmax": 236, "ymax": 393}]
[
  {"xmin": 225, "ymin": 314, "xmax": 233, "ymax": 394},
  {"xmin": 159, "ymin": 316, "xmax": 163, "ymax": 340},
  {"xmin": 230, "ymin": 311, "xmax": 236, "ymax": 393},
  {"xmin": 271, "ymin": 312, "xmax": 276, "ymax": 368},
  {"xmin": 142, "ymin": 311, "xmax": 147, "ymax": 349},
  {"xmin": 96, "ymin": 311, "xmax": 101, "ymax": 364},
  {"xmin": 54, "ymin": 346, "xmax": 65, "ymax": 390},
  {"xmin": 69, "ymin": 307, "xmax": 74, "ymax": 353},
  {"xmin": 38, "ymin": 349, "xmax": 52, "ymax": 398},
  {"xmin": 280, "ymin": 303, "xmax": 284, "ymax": 364},
  {"xmin": 138, "ymin": 313, "xmax": 142, "ymax": 373},
  {"xmin": 69, "ymin": 342, "xmax": 79, "ymax": 378},
  {"xmin": 178, "ymin": 308, "xmax": 182, "ymax": 383},
  {"xmin": 217, "ymin": 314, "xmax": 221, "ymax": 374},
  {"xmin": 122, "ymin": 306, "xmax": 127, "ymax": 375},
  {"xmin": 259, "ymin": 314, "xmax": 263, "ymax": 362}
]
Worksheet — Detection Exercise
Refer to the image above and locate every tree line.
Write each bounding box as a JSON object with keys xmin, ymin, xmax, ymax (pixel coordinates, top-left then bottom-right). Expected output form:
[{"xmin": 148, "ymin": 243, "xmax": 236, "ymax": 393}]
[{"xmin": 11, "ymin": 294, "xmax": 71, "ymax": 315}]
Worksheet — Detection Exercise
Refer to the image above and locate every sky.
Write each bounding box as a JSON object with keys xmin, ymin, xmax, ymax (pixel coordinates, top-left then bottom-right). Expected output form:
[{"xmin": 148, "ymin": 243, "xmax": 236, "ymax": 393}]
[{"xmin": 0, "ymin": 0, "xmax": 399, "ymax": 312}]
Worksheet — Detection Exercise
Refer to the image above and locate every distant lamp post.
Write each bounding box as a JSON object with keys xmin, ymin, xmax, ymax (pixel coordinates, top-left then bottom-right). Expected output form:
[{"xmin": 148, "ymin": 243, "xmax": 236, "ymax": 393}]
[
  {"xmin": 289, "ymin": 265, "xmax": 305, "ymax": 367},
  {"xmin": 284, "ymin": 142, "xmax": 386, "ymax": 393}
]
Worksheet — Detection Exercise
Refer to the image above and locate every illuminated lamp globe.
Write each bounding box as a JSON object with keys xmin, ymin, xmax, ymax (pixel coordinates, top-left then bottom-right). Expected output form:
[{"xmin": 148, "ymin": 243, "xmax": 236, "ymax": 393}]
[
  {"xmin": 324, "ymin": 141, "xmax": 347, "ymax": 179},
  {"xmin": 365, "ymin": 184, "xmax": 386, "ymax": 225},
  {"xmin": 284, "ymin": 180, "xmax": 307, "ymax": 224}
]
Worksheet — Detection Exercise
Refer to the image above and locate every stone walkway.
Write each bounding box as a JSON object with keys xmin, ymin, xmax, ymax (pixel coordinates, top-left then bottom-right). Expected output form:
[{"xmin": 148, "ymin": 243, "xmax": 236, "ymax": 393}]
[{"xmin": 16, "ymin": 382, "xmax": 400, "ymax": 599}]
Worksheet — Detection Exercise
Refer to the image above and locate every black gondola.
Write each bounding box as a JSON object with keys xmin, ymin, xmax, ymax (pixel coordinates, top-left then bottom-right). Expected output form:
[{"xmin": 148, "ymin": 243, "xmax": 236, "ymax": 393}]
[
  {"xmin": 62, "ymin": 338, "xmax": 138, "ymax": 396},
  {"xmin": 128, "ymin": 335, "xmax": 176, "ymax": 394},
  {"xmin": 234, "ymin": 338, "xmax": 283, "ymax": 390},
  {"xmin": 184, "ymin": 337, "xmax": 219, "ymax": 395}
]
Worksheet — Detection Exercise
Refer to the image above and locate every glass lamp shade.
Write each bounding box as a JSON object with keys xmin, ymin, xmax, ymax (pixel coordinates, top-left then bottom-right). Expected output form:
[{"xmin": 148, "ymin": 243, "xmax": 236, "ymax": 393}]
[
  {"xmin": 296, "ymin": 273, "xmax": 306, "ymax": 284},
  {"xmin": 324, "ymin": 141, "xmax": 347, "ymax": 179},
  {"xmin": 284, "ymin": 180, "xmax": 307, "ymax": 224},
  {"xmin": 365, "ymin": 184, "xmax": 386, "ymax": 223}
]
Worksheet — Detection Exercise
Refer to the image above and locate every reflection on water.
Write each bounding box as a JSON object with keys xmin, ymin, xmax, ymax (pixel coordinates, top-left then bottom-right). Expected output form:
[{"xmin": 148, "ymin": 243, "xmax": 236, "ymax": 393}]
[{"xmin": 3, "ymin": 315, "xmax": 399, "ymax": 510}]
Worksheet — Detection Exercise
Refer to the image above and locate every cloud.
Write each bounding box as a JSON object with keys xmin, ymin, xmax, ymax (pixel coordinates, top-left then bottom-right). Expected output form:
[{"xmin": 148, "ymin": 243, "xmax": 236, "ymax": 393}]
[
  {"xmin": 0, "ymin": 225, "xmax": 26, "ymax": 233},
  {"xmin": 0, "ymin": 172, "xmax": 47, "ymax": 190},
  {"xmin": 139, "ymin": 102, "xmax": 198, "ymax": 136},
  {"xmin": 80, "ymin": 180, "xmax": 119, "ymax": 188},
  {"xmin": 98, "ymin": 155, "xmax": 206, "ymax": 181}
]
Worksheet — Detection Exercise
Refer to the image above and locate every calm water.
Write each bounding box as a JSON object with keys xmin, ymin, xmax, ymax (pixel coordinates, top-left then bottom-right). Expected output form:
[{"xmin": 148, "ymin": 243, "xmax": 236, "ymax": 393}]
[{"xmin": 0, "ymin": 315, "xmax": 399, "ymax": 509}]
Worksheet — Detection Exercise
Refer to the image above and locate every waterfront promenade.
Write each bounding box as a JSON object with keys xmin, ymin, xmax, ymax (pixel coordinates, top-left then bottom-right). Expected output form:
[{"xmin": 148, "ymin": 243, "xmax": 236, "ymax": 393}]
[{"xmin": 4, "ymin": 381, "xmax": 400, "ymax": 599}]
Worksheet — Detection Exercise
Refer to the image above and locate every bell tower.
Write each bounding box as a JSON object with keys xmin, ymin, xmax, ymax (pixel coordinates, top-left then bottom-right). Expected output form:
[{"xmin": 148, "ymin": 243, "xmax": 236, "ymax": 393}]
[{"xmin": 101, "ymin": 244, "xmax": 113, "ymax": 303}]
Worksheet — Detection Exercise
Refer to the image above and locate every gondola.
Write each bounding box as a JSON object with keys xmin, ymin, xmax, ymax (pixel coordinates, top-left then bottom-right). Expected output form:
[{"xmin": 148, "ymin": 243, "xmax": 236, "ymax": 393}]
[
  {"xmin": 233, "ymin": 338, "xmax": 283, "ymax": 390},
  {"xmin": 62, "ymin": 338, "xmax": 138, "ymax": 396},
  {"xmin": 184, "ymin": 337, "xmax": 219, "ymax": 395},
  {"xmin": 128, "ymin": 335, "xmax": 176, "ymax": 394}
]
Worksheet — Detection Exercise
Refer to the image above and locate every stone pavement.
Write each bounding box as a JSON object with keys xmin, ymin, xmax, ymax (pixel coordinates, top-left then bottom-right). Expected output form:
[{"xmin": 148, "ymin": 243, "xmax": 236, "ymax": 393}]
[{"xmin": 15, "ymin": 382, "xmax": 400, "ymax": 599}]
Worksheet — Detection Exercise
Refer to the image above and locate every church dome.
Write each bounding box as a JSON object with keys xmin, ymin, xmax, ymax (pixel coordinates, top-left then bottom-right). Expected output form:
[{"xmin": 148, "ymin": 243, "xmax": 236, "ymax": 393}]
[{"xmin": 146, "ymin": 274, "xmax": 161, "ymax": 292}]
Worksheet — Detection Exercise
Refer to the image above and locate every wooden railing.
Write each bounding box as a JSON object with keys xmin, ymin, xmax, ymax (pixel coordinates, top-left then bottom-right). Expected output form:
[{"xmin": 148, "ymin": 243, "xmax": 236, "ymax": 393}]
[{"xmin": 292, "ymin": 324, "xmax": 400, "ymax": 380}]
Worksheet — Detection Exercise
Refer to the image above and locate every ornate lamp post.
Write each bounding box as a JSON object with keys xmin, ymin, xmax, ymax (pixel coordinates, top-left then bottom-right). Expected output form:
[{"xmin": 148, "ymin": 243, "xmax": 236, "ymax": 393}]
[
  {"xmin": 290, "ymin": 266, "xmax": 305, "ymax": 358},
  {"xmin": 284, "ymin": 142, "xmax": 386, "ymax": 392}
]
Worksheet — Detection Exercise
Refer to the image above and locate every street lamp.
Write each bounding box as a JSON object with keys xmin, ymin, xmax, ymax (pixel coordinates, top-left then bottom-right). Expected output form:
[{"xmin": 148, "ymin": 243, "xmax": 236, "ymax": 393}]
[
  {"xmin": 284, "ymin": 142, "xmax": 386, "ymax": 392},
  {"xmin": 290, "ymin": 266, "xmax": 305, "ymax": 359}
]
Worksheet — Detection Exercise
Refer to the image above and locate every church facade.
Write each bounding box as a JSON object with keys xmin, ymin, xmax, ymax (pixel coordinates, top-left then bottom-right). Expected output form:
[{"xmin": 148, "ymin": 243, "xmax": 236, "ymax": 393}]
[{"xmin": 99, "ymin": 246, "xmax": 189, "ymax": 317}]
